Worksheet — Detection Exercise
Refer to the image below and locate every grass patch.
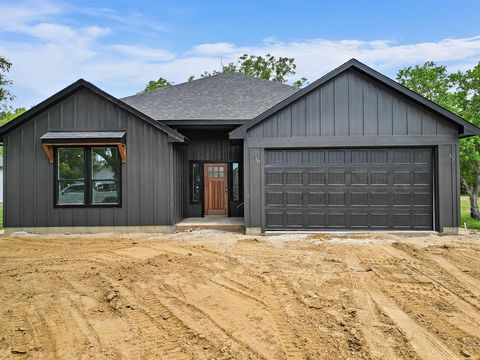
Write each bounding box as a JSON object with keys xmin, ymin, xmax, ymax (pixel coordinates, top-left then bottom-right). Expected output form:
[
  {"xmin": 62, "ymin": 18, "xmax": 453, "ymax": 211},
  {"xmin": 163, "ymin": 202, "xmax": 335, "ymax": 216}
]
[{"xmin": 461, "ymin": 196, "xmax": 480, "ymax": 230}]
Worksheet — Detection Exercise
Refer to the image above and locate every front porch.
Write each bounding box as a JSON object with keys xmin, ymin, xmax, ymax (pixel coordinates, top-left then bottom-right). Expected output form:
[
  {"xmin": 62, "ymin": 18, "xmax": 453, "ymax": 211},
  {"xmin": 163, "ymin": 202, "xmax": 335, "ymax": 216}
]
[{"xmin": 176, "ymin": 216, "xmax": 245, "ymax": 232}]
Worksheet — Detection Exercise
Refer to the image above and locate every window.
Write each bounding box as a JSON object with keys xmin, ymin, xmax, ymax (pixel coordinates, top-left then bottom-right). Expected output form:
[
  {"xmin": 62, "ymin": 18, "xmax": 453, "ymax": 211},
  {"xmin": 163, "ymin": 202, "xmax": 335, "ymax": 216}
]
[
  {"xmin": 56, "ymin": 146, "xmax": 121, "ymax": 206},
  {"xmin": 190, "ymin": 162, "xmax": 202, "ymax": 204},
  {"xmin": 231, "ymin": 163, "xmax": 240, "ymax": 202}
]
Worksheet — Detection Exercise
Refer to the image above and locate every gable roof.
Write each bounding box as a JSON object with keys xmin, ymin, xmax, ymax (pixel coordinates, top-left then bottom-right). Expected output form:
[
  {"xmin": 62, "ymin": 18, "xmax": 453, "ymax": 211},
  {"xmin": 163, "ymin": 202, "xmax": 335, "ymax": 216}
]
[
  {"xmin": 121, "ymin": 73, "xmax": 299, "ymax": 124},
  {"xmin": 0, "ymin": 79, "xmax": 187, "ymax": 143},
  {"xmin": 230, "ymin": 58, "xmax": 480, "ymax": 139}
]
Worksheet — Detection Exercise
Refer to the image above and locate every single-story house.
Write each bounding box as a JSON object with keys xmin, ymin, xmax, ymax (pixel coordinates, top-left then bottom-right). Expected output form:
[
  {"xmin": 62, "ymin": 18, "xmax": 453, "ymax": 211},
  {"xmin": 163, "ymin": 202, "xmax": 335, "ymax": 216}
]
[{"xmin": 0, "ymin": 59, "xmax": 479, "ymax": 234}]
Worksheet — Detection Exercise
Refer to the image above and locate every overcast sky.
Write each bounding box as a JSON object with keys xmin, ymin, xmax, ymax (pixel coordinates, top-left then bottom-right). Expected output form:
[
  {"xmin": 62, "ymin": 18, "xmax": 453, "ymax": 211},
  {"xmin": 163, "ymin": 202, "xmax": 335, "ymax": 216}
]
[{"xmin": 1, "ymin": 0, "xmax": 480, "ymax": 109}]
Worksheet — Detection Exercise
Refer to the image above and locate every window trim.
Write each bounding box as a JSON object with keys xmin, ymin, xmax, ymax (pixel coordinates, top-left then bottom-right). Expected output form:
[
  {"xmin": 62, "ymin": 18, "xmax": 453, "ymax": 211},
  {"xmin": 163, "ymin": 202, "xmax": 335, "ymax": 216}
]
[{"xmin": 54, "ymin": 145, "xmax": 122, "ymax": 208}]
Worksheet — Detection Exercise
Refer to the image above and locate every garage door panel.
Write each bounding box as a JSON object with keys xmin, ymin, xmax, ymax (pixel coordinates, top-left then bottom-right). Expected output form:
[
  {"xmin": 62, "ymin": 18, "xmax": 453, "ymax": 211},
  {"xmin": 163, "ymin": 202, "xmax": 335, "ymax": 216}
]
[
  {"xmin": 286, "ymin": 192, "xmax": 303, "ymax": 206},
  {"xmin": 307, "ymin": 192, "xmax": 326, "ymax": 206},
  {"xmin": 308, "ymin": 171, "xmax": 325, "ymax": 185},
  {"xmin": 265, "ymin": 148, "xmax": 433, "ymax": 231},
  {"xmin": 286, "ymin": 171, "xmax": 303, "ymax": 185}
]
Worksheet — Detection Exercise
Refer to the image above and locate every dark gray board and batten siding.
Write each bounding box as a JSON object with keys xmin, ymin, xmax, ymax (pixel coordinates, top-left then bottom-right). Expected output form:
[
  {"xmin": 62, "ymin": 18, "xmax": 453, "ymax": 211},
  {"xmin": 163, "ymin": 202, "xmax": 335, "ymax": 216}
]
[
  {"xmin": 244, "ymin": 68, "xmax": 460, "ymax": 232},
  {"xmin": 4, "ymin": 87, "xmax": 177, "ymax": 228}
]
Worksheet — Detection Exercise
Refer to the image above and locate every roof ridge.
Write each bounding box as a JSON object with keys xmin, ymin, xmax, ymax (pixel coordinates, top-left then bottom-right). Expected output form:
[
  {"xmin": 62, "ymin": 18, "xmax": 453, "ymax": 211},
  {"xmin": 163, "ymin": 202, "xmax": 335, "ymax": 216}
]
[{"xmin": 122, "ymin": 72, "xmax": 298, "ymax": 100}]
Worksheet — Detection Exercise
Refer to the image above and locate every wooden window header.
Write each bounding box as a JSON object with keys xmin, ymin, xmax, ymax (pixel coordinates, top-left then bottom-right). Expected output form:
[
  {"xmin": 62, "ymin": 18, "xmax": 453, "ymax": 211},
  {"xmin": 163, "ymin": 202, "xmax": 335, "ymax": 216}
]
[{"xmin": 41, "ymin": 131, "xmax": 127, "ymax": 164}]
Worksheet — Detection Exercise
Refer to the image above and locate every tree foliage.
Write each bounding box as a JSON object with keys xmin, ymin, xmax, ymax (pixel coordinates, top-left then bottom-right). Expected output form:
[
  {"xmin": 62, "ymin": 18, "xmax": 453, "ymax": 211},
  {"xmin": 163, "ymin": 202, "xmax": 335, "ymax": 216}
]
[
  {"xmin": 143, "ymin": 77, "xmax": 173, "ymax": 93},
  {"xmin": 397, "ymin": 61, "xmax": 480, "ymax": 220},
  {"xmin": 0, "ymin": 56, "xmax": 14, "ymax": 107},
  {"xmin": 0, "ymin": 107, "xmax": 26, "ymax": 126},
  {"xmin": 200, "ymin": 54, "xmax": 307, "ymax": 87}
]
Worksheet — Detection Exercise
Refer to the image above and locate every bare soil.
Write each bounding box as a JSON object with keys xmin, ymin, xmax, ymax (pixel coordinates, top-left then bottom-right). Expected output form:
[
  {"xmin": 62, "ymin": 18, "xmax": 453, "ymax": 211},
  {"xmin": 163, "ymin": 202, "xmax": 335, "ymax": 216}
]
[{"xmin": 1, "ymin": 231, "xmax": 480, "ymax": 359}]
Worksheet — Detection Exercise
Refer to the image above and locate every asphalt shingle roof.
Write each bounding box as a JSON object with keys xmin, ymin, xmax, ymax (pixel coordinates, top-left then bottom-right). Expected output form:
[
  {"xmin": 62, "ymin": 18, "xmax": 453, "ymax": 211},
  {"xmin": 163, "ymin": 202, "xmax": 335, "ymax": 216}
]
[{"xmin": 121, "ymin": 73, "xmax": 299, "ymax": 121}]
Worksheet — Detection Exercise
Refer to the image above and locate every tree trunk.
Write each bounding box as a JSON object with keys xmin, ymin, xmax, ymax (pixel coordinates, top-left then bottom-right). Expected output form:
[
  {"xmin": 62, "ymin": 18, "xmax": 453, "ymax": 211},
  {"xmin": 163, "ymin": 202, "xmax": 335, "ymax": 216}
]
[
  {"xmin": 470, "ymin": 193, "xmax": 480, "ymax": 220},
  {"xmin": 462, "ymin": 176, "xmax": 480, "ymax": 221}
]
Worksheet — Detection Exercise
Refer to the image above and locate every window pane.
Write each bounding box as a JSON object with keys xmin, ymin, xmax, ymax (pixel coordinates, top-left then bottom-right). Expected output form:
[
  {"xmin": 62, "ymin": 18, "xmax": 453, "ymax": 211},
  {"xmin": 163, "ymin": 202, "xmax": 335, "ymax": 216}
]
[
  {"xmin": 232, "ymin": 163, "xmax": 240, "ymax": 202},
  {"xmin": 57, "ymin": 148, "xmax": 85, "ymax": 204},
  {"xmin": 92, "ymin": 180, "xmax": 119, "ymax": 204},
  {"xmin": 91, "ymin": 147, "xmax": 120, "ymax": 204},
  {"xmin": 191, "ymin": 162, "xmax": 201, "ymax": 203},
  {"xmin": 92, "ymin": 147, "xmax": 120, "ymax": 180}
]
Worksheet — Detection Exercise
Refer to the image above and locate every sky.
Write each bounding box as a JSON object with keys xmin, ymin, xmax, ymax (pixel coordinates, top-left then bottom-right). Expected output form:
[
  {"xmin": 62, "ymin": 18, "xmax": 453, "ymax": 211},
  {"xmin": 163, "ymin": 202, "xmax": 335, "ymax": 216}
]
[{"xmin": 1, "ymin": 0, "xmax": 480, "ymax": 109}]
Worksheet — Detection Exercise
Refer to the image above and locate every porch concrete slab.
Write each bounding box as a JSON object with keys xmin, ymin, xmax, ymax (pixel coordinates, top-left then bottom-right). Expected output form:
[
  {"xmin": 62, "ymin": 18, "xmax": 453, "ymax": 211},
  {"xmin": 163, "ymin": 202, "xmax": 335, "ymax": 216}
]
[{"xmin": 176, "ymin": 217, "xmax": 245, "ymax": 233}]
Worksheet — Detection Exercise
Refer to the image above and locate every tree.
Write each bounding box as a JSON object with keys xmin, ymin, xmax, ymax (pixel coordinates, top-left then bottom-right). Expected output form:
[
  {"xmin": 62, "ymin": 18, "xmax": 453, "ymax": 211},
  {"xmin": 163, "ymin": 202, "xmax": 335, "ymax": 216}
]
[
  {"xmin": 200, "ymin": 53, "xmax": 308, "ymax": 87},
  {"xmin": 0, "ymin": 56, "xmax": 14, "ymax": 108},
  {"xmin": 143, "ymin": 77, "xmax": 173, "ymax": 93},
  {"xmin": 397, "ymin": 61, "xmax": 480, "ymax": 220}
]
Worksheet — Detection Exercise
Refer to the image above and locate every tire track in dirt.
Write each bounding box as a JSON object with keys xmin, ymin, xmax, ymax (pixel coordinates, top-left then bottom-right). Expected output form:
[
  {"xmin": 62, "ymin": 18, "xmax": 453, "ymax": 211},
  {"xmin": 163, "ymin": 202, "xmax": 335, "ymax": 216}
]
[
  {"xmin": 345, "ymin": 246, "xmax": 461, "ymax": 360},
  {"xmin": 344, "ymin": 252, "xmax": 405, "ymax": 360},
  {"xmin": 378, "ymin": 245, "xmax": 480, "ymax": 340},
  {"xmin": 383, "ymin": 245, "xmax": 480, "ymax": 311},
  {"xmin": 427, "ymin": 254, "xmax": 480, "ymax": 298},
  {"xmin": 101, "ymin": 274, "xmax": 227, "ymax": 359},
  {"xmin": 260, "ymin": 275, "xmax": 304, "ymax": 360},
  {"xmin": 156, "ymin": 287, "xmax": 264, "ymax": 358}
]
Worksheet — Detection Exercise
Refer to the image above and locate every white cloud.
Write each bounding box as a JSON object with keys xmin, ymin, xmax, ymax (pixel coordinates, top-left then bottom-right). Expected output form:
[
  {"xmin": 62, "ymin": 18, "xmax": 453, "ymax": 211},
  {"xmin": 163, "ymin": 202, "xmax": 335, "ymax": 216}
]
[
  {"xmin": 109, "ymin": 45, "xmax": 175, "ymax": 61},
  {"xmin": 191, "ymin": 42, "xmax": 238, "ymax": 56},
  {"xmin": 2, "ymin": 0, "xmax": 480, "ymax": 108}
]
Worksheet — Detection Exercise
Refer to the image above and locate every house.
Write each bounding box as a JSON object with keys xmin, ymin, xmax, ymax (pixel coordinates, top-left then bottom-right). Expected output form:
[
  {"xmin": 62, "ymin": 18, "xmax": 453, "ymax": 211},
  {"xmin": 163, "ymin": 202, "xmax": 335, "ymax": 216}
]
[{"xmin": 0, "ymin": 59, "xmax": 478, "ymax": 234}]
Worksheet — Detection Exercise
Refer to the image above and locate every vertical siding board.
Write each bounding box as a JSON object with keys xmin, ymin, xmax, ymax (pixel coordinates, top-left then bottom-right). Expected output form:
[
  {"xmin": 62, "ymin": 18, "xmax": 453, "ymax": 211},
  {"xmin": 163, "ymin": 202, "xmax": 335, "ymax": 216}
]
[
  {"xmin": 291, "ymin": 98, "xmax": 306, "ymax": 137},
  {"xmin": 263, "ymin": 115, "xmax": 278, "ymax": 137},
  {"xmin": 407, "ymin": 105, "xmax": 422, "ymax": 135},
  {"xmin": 249, "ymin": 123, "xmax": 264, "ymax": 138},
  {"xmin": 377, "ymin": 89, "xmax": 393, "ymax": 135},
  {"xmin": 437, "ymin": 118, "xmax": 459, "ymax": 135},
  {"xmin": 392, "ymin": 97, "xmax": 407, "ymax": 135},
  {"xmin": 278, "ymin": 108, "xmax": 292, "ymax": 137},
  {"xmin": 421, "ymin": 111, "xmax": 437, "ymax": 135},
  {"xmin": 348, "ymin": 71, "xmax": 364, "ymax": 136},
  {"xmin": 363, "ymin": 80, "xmax": 378, "ymax": 135},
  {"xmin": 321, "ymin": 82, "xmax": 335, "ymax": 136},
  {"xmin": 334, "ymin": 74, "xmax": 349, "ymax": 136},
  {"xmin": 305, "ymin": 89, "xmax": 320, "ymax": 136}
]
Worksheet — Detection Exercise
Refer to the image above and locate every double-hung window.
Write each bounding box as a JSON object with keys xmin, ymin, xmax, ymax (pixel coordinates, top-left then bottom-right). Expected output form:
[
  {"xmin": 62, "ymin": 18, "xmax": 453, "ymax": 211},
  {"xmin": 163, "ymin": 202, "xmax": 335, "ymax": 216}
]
[{"xmin": 56, "ymin": 146, "xmax": 121, "ymax": 206}]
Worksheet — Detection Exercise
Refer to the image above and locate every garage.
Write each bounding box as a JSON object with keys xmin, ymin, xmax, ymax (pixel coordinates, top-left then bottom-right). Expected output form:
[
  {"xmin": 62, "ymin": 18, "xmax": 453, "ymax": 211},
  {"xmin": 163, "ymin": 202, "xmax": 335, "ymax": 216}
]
[
  {"xmin": 264, "ymin": 147, "xmax": 434, "ymax": 231},
  {"xmin": 231, "ymin": 59, "xmax": 479, "ymax": 234}
]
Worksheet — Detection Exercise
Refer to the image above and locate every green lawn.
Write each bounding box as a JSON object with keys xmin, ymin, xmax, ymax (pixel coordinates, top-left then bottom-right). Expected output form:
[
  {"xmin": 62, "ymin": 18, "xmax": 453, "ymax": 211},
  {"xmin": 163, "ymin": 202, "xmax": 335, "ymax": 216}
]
[{"xmin": 461, "ymin": 195, "xmax": 480, "ymax": 230}]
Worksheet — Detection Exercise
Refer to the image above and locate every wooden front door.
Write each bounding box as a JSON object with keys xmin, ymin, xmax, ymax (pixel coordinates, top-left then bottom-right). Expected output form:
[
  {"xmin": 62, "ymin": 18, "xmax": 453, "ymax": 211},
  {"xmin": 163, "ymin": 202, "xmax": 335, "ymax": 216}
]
[{"xmin": 204, "ymin": 163, "xmax": 228, "ymax": 215}]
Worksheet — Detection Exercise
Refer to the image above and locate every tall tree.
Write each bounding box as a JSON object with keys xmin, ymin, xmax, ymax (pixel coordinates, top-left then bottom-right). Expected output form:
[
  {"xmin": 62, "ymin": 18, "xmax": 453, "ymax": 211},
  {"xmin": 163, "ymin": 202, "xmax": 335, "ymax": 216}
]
[
  {"xmin": 142, "ymin": 77, "xmax": 173, "ymax": 93},
  {"xmin": 397, "ymin": 61, "xmax": 480, "ymax": 220}
]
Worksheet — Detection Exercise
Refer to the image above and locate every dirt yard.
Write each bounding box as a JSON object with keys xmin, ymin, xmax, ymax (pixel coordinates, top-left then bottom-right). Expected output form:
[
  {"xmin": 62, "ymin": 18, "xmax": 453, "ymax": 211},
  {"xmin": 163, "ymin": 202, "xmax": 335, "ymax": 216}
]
[{"xmin": 1, "ymin": 231, "xmax": 480, "ymax": 360}]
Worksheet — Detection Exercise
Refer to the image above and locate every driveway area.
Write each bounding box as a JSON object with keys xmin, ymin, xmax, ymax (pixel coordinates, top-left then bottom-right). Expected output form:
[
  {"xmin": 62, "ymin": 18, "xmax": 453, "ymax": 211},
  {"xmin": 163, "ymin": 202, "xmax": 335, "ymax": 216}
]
[{"xmin": 1, "ymin": 231, "xmax": 479, "ymax": 359}]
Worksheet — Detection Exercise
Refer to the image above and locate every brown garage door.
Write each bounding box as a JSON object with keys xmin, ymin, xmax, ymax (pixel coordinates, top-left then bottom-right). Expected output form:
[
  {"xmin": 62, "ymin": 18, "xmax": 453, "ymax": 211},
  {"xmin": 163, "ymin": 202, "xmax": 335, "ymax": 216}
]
[{"xmin": 264, "ymin": 148, "xmax": 434, "ymax": 231}]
